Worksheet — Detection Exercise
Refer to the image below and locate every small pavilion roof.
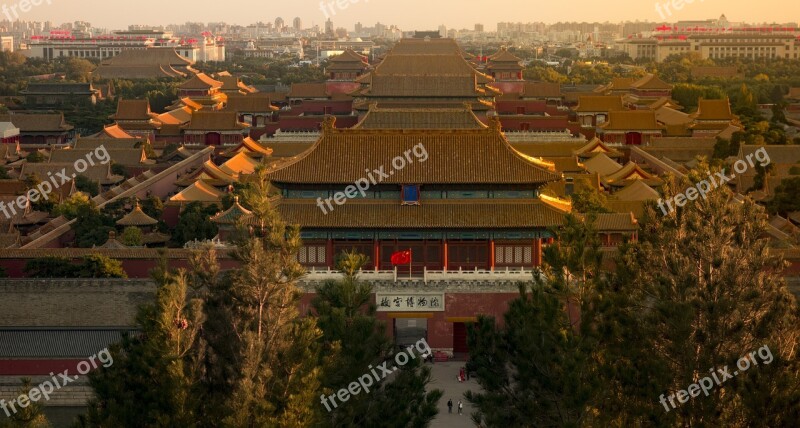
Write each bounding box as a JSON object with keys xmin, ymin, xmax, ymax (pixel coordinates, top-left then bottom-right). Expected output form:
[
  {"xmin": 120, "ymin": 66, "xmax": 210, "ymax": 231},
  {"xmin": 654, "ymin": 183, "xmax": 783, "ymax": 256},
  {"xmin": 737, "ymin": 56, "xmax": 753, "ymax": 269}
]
[
  {"xmin": 112, "ymin": 99, "xmax": 154, "ymax": 121},
  {"xmin": 222, "ymin": 137, "xmax": 274, "ymax": 158},
  {"xmin": 211, "ymin": 197, "xmax": 257, "ymax": 226},
  {"xmin": 219, "ymin": 152, "xmax": 260, "ymax": 176},
  {"xmin": 116, "ymin": 202, "xmax": 158, "ymax": 226}
]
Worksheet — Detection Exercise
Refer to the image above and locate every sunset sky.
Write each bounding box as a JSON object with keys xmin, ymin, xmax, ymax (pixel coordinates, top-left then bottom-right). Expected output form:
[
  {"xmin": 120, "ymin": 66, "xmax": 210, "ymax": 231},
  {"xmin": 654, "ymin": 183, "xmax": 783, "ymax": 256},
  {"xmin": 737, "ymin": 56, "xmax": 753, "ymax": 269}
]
[{"xmin": 10, "ymin": 0, "xmax": 800, "ymax": 31}]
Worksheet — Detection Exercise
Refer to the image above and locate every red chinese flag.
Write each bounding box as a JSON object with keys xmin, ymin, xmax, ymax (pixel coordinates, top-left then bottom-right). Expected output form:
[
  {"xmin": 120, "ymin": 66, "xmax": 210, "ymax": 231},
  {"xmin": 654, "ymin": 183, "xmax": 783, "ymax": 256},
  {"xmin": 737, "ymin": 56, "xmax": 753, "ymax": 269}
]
[{"xmin": 391, "ymin": 250, "xmax": 411, "ymax": 265}]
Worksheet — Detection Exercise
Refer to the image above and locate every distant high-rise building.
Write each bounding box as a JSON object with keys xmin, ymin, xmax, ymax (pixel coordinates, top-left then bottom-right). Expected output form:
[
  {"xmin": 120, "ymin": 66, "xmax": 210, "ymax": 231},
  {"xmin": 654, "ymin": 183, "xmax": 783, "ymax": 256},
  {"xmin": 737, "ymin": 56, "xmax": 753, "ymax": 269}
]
[
  {"xmin": 355, "ymin": 22, "xmax": 364, "ymax": 34},
  {"xmin": 293, "ymin": 17, "xmax": 303, "ymax": 31},
  {"xmin": 475, "ymin": 23, "xmax": 484, "ymax": 33},
  {"xmin": 275, "ymin": 17, "xmax": 285, "ymax": 30},
  {"xmin": 438, "ymin": 25, "xmax": 447, "ymax": 38},
  {"xmin": 325, "ymin": 18, "xmax": 334, "ymax": 36}
]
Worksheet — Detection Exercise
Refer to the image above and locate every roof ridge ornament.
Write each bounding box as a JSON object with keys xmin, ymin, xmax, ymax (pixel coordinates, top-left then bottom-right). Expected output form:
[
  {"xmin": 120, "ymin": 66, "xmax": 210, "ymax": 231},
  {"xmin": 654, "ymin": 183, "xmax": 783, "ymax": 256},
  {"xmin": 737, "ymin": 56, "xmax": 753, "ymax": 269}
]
[{"xmin": 322, "ymin": 115, "xmax": 337, "ymax": 133}]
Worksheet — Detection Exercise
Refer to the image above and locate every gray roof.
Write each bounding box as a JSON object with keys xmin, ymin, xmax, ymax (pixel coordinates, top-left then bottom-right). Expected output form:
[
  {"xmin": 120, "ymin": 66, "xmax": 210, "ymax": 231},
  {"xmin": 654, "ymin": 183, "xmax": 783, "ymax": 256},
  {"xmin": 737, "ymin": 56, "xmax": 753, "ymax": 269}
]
[{"xmin": 0, "ymin": 328, "xmax": 138, "ymax": 358}]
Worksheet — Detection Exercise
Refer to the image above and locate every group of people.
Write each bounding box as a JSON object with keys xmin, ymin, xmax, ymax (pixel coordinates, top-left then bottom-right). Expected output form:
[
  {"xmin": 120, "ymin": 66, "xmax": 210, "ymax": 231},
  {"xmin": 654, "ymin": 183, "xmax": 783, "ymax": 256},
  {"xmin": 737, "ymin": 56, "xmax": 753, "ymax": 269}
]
[{"xmin": 447, "ymin": 398, "xmax": 463, "ymax": 415}]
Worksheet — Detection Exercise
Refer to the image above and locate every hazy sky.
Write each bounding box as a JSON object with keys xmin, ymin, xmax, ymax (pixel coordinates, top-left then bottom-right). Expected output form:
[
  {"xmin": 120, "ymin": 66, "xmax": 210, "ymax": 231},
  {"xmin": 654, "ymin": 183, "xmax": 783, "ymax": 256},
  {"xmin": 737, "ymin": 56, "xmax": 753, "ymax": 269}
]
[{"xmin": 9, "ymin": 0, "xmax": 800, "ymax": 31}]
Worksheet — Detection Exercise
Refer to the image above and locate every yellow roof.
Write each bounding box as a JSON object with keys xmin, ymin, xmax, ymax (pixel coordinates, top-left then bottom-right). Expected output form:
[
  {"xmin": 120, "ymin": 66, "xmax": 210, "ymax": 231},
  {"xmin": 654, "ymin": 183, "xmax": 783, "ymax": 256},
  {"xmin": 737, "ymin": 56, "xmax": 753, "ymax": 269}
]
[
  {"xmin": 169, "ymin": 180, "xmax": 225, "ymax": 203},
  {"xmin": 219, "ymin": 152, "xmax": 261, "ymax": 176},
  {"xmin": 581, "ymin": 153, "xmax": 623, "ymax": 176}
]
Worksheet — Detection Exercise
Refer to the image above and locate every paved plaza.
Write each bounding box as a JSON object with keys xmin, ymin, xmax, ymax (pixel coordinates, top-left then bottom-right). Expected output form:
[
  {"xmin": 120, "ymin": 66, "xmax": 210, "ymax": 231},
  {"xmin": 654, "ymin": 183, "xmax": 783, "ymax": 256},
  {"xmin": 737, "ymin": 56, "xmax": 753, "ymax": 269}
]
[{"xmin": 428, "ymin": 361, "xmax": 481, "ymax": 428}]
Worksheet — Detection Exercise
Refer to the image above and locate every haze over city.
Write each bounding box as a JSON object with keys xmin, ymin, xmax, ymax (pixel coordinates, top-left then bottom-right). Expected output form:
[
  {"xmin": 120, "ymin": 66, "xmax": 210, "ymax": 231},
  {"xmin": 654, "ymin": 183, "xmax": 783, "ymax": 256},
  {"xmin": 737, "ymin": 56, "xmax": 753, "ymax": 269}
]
[{"xmin": 10, "ymin": 0, "xmax": 800, "ymax": 29}]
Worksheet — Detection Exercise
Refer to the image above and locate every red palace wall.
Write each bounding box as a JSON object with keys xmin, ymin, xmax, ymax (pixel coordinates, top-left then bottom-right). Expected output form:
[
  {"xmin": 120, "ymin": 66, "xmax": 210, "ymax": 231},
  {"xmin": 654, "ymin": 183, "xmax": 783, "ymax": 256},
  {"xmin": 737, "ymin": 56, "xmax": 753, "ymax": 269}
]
[{"xmin": 299, "ymin": 291, "xmax": 519, "ymax": 353}]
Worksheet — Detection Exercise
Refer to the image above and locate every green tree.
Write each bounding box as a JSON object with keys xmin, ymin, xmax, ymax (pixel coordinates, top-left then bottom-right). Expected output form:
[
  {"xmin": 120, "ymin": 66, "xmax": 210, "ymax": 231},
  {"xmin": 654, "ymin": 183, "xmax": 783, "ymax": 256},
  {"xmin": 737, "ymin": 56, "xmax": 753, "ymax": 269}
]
[
  {"xmin": 588, "ymin": 165, "xmax": 800, "ymax": 425},
  {"xmin": 25, "ymin": 151, "xmax": 46, "ymax": 163},
  {"xmin": 201, "ymin": 164, "xmax": 324, "ymax": 427},
  {"xmin": 121, "ymin": 226, "xmax": 143, "ymax": 246},
  {"xmin": 170, "ymin": 202, "xmax": 219, "ymax": 247},
  {"xmin": 79, "ymin": 264, "xmax": 203, "ymax": 427},
  {"xmin": 768, "ymin": 176, "xmax": 800, "ymax": 215},
  {"xmin": 75, "ymin": 175, "xmax": 100, "ymax": 196},
  {"xmin": 78, "ymin": 254, "xmax": 127, "ymax": 278},
  {"xmin": 312, "ymin": 251, "xmax": 442, "ymax": 427},
  {"xmin": 23, "ymin": 257, "xmax": 78, "ymax": 278},
  {"xmin": 63, "ymin": 58, "xmax": 95, "ymax": 82},
  {"xmin": 0, "ymin": 166, "xmax": 9, "ymax": 179}
]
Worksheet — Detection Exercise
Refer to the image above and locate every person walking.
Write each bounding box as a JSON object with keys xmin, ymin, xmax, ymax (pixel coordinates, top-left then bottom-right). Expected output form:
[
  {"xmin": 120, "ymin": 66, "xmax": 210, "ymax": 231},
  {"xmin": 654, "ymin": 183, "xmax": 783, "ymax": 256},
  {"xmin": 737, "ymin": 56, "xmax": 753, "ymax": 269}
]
[
  {"xmin": 447, "ymin": 399, "xmax": 453, "ymax": 414},
  {"xmin": 458, "ymin": 400, "xmax": 463, "ymax": 415}
]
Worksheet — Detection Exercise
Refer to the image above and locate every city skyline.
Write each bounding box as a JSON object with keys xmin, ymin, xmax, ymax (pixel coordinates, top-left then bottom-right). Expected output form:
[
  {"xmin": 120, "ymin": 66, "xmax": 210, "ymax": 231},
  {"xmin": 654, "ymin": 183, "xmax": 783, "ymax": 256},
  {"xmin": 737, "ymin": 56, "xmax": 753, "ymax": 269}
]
[{"xmin": 4, "ymin": 0, "xmax": 799, "ymax": 31}]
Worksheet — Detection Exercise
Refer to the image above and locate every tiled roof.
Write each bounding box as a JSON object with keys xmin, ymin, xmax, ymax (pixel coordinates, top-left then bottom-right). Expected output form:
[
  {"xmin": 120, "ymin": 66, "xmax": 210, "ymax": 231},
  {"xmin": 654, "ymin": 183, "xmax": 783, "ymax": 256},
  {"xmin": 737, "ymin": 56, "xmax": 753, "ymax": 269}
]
[
  {"xmin": 22, "ymin": 83, "xmax": 96, "ymax": 95},
  {"xmin": 655, "ymin": 106, "xmax": 693, "ymax": 126},
  {"xmin": 182, "ymin": 111, "xmax": 250, "ymax": 131},
  {"xmin": 575, "ymin": 96, "xmax": 625, "ymax": 113},
  {"xmin": 582, "ymin": 153, "xmax": 623, "ymax": 176},
  {"xmin": 112, "ymin": 99, "xmax": 153, "ymax": 121},
  {"xmin": 222, "ymin": 137, "xmax": 274, "ymax": 158},
  {"xmin": 329, "ymin": 49, "xmax": 368, "ymax": 63},
  {"xmin": 0, "ymin": 328, "xmax": 138, "ymax": 358},
  {"xmin": 180, "ymin": 73, "xmax": 223, "ymax": 90},
  {"xmin": 0, "ymin": 112, "xmax": 74, "ymax": 132},
  {"xmin": 603, "ymin": 162, "xmax": 657, "ymax": 185},
  {"xmin": 219, "ymin": 152, "xmax": 260, "ymax": 176},
  {"xmin": 588, "ymin": 213, "xmax": 639, "ymax": 232},
  {"xmin": 73, "ymin": 137, "xmax": 145, "ymax": 150},
  {"xmin": 224, "ymin": 94, "xmax": 278, "ymax": 113},
  {"xmin": 631, "ymin": 74, "xmax": 673, "ymax": 91},
  {"xmin": 573, "ymin": 138, "xmax": 623, "ymax": 158},
  {"xmin": 117, "ymin": 203, "xmax": 158, "ymax": 226},
  {"xmin": 608, "ymin": 77, "xmax": 637, "ymax": 91},
  {"xmin": 287, "ymin": 83, "xmax": 329, "ymax": 98},
  {"xmin": 49, "ymin": 147, "xmax": 151, "ymax": 167},
  {"xmin": 169, "ymin": 180, "xmax": 225, "ymax": 203},
  {"xmin": 612, "ymin": 180, "xmax": 660, "ymax": 201},
  {"xmin": 276, "ymin": 198, "xmax": 567, "ymax": 229},
  {"xmin": 354, "ymin": 105, "xmax": 487, "ymax": 129},
  {"xmin": 211, "ymin": 198, "xmax": 256, "ymax": 225},
  {"xmin": 601, "ymin": 110, "xmax": 663, "ymax": 131},
  {"xmin": 156, "ymin": 106, "xmax": 194, "ymax": 125},
  {"xmin": 693, "ymin": 98, "xmax": 733, "ymax": 121},
  {"xmin": 96, "ymin": 124, "xmax": 135, "ymax": 139},
  {"xmin": 359, "ymin": 74, "xmax": 485, "ymax": 97},
  {"xmin": 266, "ymin": 120, "xmax": 561, "ymax": 185},
  {"xmin": 217, "ymin": 75, "xmax": 256, "ymax": 93},
  {"xmin": 19, "ymin": 162, "xmax": 123, "ymax": 185},
  {"xmin": 511, "ymin": 142, "xmax": 587, "ymax": 158},
  {"xmin": 0, "ymin": 179, "xmax": 27, "ymax": 196}
]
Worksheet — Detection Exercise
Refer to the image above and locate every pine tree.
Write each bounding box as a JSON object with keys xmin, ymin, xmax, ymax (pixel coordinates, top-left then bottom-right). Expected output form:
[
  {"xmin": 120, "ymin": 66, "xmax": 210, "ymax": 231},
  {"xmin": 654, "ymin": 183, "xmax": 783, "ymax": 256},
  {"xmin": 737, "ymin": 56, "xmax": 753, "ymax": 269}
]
[
  {"xmin": 589, "ymin": 163, "xmax": 800, "ymax": 426},
  {"xmin": 78, "ymin": 261, "xmax": 204, "ymax": 427},
  {"xmin": 312, "ymin": 250, "xmax": 442, "ymax": 427},
  {"xmin": 202, "ymin": 164, "xmax": 324, "ymax": 427},
  {"xmin": 1, "ymin": 379, "xmax": 51, "ymax": 428}
]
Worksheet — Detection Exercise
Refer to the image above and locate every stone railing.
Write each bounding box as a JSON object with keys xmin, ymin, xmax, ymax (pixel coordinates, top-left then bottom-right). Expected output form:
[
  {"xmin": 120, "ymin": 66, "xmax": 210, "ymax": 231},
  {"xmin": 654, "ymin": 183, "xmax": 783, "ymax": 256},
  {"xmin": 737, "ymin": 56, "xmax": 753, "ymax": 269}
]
[{"xmin": 300, "ymin": 267, "xmax": 537, "ymax": 285}]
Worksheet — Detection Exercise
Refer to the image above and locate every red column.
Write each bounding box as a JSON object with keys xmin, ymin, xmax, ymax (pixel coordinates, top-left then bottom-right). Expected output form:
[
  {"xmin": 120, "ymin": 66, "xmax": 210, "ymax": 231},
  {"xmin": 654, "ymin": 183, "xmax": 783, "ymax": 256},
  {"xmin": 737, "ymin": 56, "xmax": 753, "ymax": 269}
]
[
  {"xmin": 533, "ymin": 239, "xmax": 542, "ymax": 267},
  {"xmin": 442, "ymin": 240, "xmax": 448, "ymax": 271},
  {"xmin": 373, "ymin": 240, "xmax": 380, "ymax": 271},
  {"xmin": 326, "ymin": 239, "xmax": 334, "ymax": 269},
  {"xmin": 489, "ymin": 240, "xmax": 496, "ymax": 271}
]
